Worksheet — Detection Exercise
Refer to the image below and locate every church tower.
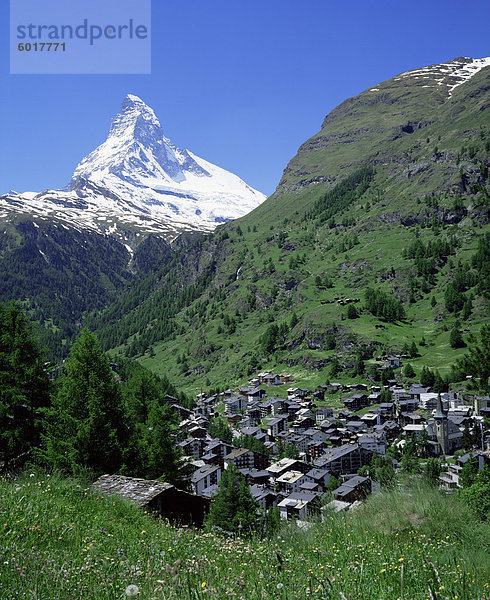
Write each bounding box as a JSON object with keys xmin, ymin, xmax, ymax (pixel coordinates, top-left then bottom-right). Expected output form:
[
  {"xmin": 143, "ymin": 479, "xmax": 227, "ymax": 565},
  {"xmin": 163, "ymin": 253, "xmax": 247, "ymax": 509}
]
[{"xmin": 434, "ymin": 394, "xmax": 449, "ymax": 455}]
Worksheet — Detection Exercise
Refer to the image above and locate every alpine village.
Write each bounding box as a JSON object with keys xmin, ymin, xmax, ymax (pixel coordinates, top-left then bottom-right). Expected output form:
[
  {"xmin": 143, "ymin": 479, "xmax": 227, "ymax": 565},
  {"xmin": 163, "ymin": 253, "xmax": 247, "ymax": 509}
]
[{"xmin": 1, "ymin": 57, "xmax": 489, "ymax": 599}]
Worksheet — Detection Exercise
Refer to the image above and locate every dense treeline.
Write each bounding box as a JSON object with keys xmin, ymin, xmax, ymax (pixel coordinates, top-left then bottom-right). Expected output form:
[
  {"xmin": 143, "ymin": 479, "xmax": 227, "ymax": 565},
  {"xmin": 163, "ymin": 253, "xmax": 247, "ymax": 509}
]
[
  {"xmin": 445, "ymin": 234, "xmax": 489, "ymax": 317},
  {"xmin": 403, "ymin": 235, "xmax": 458, "ymax": 283},
  {"xmin": 0, "ymin": 223, "xmax": 135, "ymax": 355},
  {"xmin": 0, "ymin": 223, "xmax": 182, "ymax": 363},
  {"xmin": 0, "ymin": 301, "xmax": 50, "ymax": 472},
  {"xmin": 364, "ymin": 287, "xmax": 405, "ymax": 322},
  {"xmin": 307, "ymin": 166, "xmax": 374, "ymax": 223},
  {"xmin": 0, "ymin": 301, "xmax": 189, "ymax": 486},
  {"xmin": 471, "ymin": 233, "xmax": 490, "ymax": 295},
  {"xmin": 86, "ymin": 245, "xmax": 216, "ymax": 356}
]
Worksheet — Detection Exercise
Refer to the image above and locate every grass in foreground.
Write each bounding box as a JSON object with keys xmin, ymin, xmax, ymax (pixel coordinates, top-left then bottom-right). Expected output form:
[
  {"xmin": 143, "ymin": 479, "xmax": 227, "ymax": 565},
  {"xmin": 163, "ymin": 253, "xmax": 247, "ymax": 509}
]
[{"xmin": 0, "ymin": 473, "xmax": 489, "ymax": 599}]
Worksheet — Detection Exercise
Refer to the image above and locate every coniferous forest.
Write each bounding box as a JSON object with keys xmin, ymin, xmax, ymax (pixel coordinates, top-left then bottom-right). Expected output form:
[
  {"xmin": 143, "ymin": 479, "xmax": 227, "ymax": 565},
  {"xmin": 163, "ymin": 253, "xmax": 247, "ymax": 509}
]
[{"xmin": 0, "ymin": 300, "xmax": 188, "ymax": 484}]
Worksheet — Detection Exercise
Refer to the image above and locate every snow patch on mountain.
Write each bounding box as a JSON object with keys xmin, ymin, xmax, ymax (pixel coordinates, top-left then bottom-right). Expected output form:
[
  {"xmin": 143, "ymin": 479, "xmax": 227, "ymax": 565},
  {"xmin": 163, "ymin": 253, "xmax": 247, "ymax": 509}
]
[{"xmin": 394, "ymin": 56, "xmax": 490, "ymax": 97}]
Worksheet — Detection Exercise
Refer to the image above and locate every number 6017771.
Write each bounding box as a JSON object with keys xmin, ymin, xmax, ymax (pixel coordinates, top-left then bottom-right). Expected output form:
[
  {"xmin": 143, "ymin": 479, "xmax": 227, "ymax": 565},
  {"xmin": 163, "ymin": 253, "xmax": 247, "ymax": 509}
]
[{"xmin": 18, "ymin": 42, "xmax": 66, "ymax": 51}]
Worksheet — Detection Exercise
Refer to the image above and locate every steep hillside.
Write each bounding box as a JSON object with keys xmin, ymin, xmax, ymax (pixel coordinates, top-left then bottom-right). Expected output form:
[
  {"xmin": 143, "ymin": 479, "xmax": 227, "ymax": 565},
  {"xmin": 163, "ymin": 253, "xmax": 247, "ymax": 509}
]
[
  {"xmin": 87, "ymin": 57, "xmax": 489, "ymax": 393},
  {"xmin": 0, "ymin": 214, "xmax": 179, "ymax": 358}
]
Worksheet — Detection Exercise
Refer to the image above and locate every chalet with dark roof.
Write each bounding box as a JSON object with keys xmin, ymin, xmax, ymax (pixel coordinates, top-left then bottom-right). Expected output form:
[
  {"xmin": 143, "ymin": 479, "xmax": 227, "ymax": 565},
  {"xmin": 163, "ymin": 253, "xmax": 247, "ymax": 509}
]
[
  {"xmin": 92, "ymin": 474, "xmax": 209, "ymax": 526},
  {"xmin": 332, "ymin": 475, "xmax": 371, "ymax": 503}
]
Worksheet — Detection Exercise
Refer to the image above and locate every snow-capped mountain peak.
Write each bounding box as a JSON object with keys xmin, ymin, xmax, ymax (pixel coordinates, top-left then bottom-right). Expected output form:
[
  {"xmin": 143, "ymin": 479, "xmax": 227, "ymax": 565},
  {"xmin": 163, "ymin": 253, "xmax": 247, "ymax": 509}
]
[
  {"xmin": 1, "ymin": 95, "xmax": 266, "ymax": 242},
  {"xmin": 73, "ymin": 94, "xmax": 209, "ymax": 188}
]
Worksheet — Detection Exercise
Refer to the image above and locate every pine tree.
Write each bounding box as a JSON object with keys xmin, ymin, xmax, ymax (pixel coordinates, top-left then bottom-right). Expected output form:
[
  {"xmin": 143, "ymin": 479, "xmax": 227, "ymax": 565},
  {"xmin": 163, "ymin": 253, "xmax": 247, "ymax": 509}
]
[
  {"xmin": 462, "ymin": 299, "xmax": 472, "ymax": 321},
  {"xmin": 122, "ymin": 370, "xmax": 186, "ymax": 486},
  {"xmin": 43, "ymin": 329, "xmax": 124, "ymax": 476},
  {"xmin": 379, "ymin": 388, "xmax": 392, "ymax": 402},
  {"xmin": 0, "ymin": 301, "xmax": 50, "ymax": 472},
  {"xmin": 462, "ymin": 422, "xmax": 472, "ymax": 451},
  {"xmin": 420, "ymin": 366, "xmax": 435, "ymax": 388},
  {"xmin": 205, "ymin": 465, "xmax": 259, "ymax": 535},
  {"xmin": 456, "ymin": 324, "xmax": 490, "ymax": 393},
  {"xmin": 425, "ymin": 458, "xmax": 441, "ymax": 485},
  {"xmin": 462, "ymin": 467, "xmax": 490, "ymax": 521},
  {"xmin": 432, "ymin": 370, "xmax": 446, "ymax": 393},
  {"xmin": 460, "ymin": 457, "xmax": 478, "ymax": 489},
  {"xmin": 353, "ymin": 353, "xmax": 365, "ymax": 376},
  {"xmin": 400, "ymin": 435, "xmax": 419, "ymax": 473},
  {"xmin": 265, "ymin": 505, "xmax": 281, "ymax": 535},
  {"xmin": 329, "ymin": 357, "xmax": 342, "ymax": 376},
  {"xmin": 450, "ymin": 326, "xmax": 465, "ymax": 349},
  {"xmin": 380, "ymin": 367, "xmax": 394, "ymax": 385},
  {"xmin": 416, "ymin": 429, "xmax": 430, "ymax": 458},
  {"xmin": 143, "ymin": 398, "xmax": 186, "ymax": 485},
  {"xmin": 260, "ymin": 323, "xmax": 279, "ymax": 354},
  {"xmin": 325, "ymin": 476, "xmax": 340, "ymax": 492},
  {"xmin": 209, "ymin": 419, "xmax": 233, "ymax": 444},
  {"xmin": 471, "ymin": 422, "xmax": 482, "ymax": 449},
  {"xmin": 346, "ymin": 304, "xmax": 358, "ymax": 319},
  {"xmin": 404, "ymin": 363, "xmax": 416, "ymax": 379},
  {"xmin": 373, "ymin": 455, "xmax": 396, "ymax": 487},
  {"xmin": 283, "ymin": 443, "xmax": 300, "ymax": 459}
]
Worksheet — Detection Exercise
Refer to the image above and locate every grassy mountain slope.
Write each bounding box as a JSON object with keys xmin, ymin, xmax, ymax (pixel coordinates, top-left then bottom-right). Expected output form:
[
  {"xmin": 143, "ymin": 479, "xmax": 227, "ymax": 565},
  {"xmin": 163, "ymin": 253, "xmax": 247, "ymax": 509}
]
[
  {"xmin": 1, "ymin": 473, "xmax": 488, "ymax": 599},
  {"xmin": 87, "ymin": 59, "xmax": 489, "ymax": 394}
]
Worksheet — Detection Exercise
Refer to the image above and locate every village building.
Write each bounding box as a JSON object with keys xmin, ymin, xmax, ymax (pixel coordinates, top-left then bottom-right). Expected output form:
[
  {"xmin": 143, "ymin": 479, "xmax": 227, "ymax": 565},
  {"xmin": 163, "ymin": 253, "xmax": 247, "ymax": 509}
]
[
  {"xmin": 343, "ymin": 393, "xmax": 369, "ymax": 411},
  {"xmin": 425, "ymin": 395, "xmax": 463, "ymax": 456},
  {"xmin": 275, "ymin": 470, "xmax": 313, "ymax": 494},
  {"xmin": 178, "ymin": 437, "xmax": 206, "ymax": 460},
  {"xmin": 307, "ymin": 439, "xmax": 329, "ymax": 460},
  {"xmin": 92, "ymin": 474, "xmax": 209, "ymax": 526},
  {"xmin": 250, "ymin": 484, "xmax": 278, "ymax": 510},
  {"xmin": 224, "ymin": 395, "xmax": 247, "ymax": 414},
  {"xmin": 332, "ymin": 475, "xmax": 371, "ymax": 503},
  {"xmin": 191, "ymin": 464, "xmax": 222, "ymax": 496},
  {"xmin": 384, "ymin": 355, "xmax": 402, "ymax": 369},
  {"xmin": 278, "ymin": 491, "xmax": 321, "ymax": 521},
  {"xmin": 267, "ymin": 414, "xmax": 289, "ymax": 438},
  {"xmin": 224, "ymin": 447, "xmax": 269, "ymax": 471},
  {"xmin": 267, "ymin": 457, "xmax": 310, "ymax": 479},
  {"xmin": 316, "ymin": 406, "xmax": 334, "ymax": 422},
  {"xmin": 239, "ymin": 468, "xmax": 271, "ymax": 486},
  {"xmin": 314, "ymin": 444, "xmax": 372, "ymax": 476},
  {"xmin": 306, "ymin": 467, "xmax": 331, "ymax": 491},
  {"xmin": 358, "ymin": 433, "xmax": 387, "ymax": 455},
  {"xmin": 201, "ymin": 440, "xmax": 235, "ymax": 467},
  {"xmin": 359, "ymin": 412, "xmax": 381, "ymax": 427}
]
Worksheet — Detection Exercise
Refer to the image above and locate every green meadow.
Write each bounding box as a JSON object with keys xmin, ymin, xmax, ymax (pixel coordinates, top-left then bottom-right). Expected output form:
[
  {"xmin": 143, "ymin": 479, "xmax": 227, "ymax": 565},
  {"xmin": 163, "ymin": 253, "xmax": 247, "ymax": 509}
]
[{"xmin": 1, "ymin": 473, "xmax": 488, "ymax": 599}]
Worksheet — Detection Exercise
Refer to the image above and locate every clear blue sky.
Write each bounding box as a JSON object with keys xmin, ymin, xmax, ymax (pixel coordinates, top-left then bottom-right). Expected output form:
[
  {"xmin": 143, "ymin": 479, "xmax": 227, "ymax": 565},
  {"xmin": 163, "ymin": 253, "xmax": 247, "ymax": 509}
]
[{"xmin": 1, "ymin": 0, "xmax": 490, "ymax": 197}]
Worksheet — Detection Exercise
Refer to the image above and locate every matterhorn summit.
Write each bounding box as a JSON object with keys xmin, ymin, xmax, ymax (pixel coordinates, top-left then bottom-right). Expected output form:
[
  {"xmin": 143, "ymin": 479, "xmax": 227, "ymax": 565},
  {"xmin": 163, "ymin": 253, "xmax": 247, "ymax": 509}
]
[{"xmin": 0, "ymin": 95, "xmax": 266, "ymax": 241}]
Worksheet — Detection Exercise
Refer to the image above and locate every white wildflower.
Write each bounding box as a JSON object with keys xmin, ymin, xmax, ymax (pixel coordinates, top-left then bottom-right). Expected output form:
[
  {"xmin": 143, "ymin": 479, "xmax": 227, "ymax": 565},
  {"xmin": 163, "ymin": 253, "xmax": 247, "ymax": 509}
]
[{"xmin": 125, "ymin": 584, "xmax": 139, "ymax": 596}]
